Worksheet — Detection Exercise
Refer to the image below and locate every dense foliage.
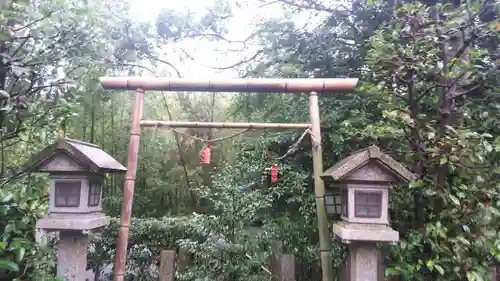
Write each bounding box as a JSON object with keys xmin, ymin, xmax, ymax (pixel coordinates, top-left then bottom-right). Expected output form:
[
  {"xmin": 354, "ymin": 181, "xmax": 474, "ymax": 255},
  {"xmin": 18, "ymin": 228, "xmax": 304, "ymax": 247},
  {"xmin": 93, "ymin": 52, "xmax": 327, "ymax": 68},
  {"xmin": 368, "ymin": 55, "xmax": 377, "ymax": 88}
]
[{"xmin": 1, "ymin": 0, "xmax": 499, "ymax": 281}]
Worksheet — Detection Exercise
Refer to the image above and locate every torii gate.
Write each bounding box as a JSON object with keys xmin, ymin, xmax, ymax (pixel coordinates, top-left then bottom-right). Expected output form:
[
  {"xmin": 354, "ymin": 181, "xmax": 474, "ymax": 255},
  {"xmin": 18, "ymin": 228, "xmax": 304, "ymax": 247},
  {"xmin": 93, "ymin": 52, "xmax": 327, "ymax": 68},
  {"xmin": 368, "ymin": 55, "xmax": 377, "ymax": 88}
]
[{"xmin": 99, "ymin": 77, "xmax": 358, "ymax": 281}]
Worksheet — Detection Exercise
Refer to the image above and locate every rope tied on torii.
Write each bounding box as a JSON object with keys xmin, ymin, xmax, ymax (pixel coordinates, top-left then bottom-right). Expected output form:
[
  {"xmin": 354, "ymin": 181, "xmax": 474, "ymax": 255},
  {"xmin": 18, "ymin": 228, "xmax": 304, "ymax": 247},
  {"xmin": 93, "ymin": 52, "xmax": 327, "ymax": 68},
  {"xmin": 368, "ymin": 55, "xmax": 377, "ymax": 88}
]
[
  {"xmin": 266, "ymin": 128, "xmax": 312, "ymax": 183},
  {"xmin": 170, "ymin": 127, "xmax": 251, "ymax": 164},
  {"xmin": 151, "ymin": 123, "xmax": 312, "ymax": 182},
  {"xmin": 266, "ymin": 128, "xmax": 312, "ymax": 161},
  {"xmin": 151, "ymin": 124, "xmax": 251, "ymax": 163}
]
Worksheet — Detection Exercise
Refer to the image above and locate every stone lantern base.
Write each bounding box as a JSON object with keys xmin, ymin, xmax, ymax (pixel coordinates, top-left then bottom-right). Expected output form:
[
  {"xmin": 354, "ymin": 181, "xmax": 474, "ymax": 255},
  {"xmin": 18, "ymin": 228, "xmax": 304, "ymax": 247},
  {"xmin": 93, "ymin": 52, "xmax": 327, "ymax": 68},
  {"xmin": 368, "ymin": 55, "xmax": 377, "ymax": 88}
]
[
  {"xmin": 36, "ymin": 215, "xmax": 110, "ymax": 281},
  {"xmin": 334, "ymin": 223, "xmax": 398, "ymax": 281},
  {"xmin": 36, "ymin": 214, "xmax": 110, "ymax": 231},
  {"xmin": 332, "ymin": 223, "xmax": 398, "ymax": 244}
]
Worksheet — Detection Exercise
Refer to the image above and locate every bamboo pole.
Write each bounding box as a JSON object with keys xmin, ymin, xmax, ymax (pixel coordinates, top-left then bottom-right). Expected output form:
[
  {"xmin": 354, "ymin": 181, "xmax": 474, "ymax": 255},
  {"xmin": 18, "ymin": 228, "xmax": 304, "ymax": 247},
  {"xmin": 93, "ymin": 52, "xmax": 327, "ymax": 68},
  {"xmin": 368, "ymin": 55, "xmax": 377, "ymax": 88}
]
[
  {"xmin": 309, "ymin": 91, "xmax": 333, "ymax": 281},
  {"xmin": 99, "ymin": 77, "xmax": 358, "ymax": 93},
  {"xmin": 114, "ymin": 88, "xmax": 144, "ymax": 281},
  {"xmin": 140, "ymin": 121, "xmax": 311, "ymax": 129}
]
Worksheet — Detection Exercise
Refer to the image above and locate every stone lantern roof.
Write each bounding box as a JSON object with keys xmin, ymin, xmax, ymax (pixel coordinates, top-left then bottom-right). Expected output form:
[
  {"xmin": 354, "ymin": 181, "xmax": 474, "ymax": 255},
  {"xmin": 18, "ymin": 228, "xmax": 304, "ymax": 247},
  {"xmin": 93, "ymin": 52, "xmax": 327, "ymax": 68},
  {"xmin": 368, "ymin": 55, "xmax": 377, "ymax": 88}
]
[
  {"xmin": 26, "ymin": 138, "xmax": 127, "ymax": 174},
  {"xmin": 321, "ymin": 145, "xmax": 416, "ymax": 184}
]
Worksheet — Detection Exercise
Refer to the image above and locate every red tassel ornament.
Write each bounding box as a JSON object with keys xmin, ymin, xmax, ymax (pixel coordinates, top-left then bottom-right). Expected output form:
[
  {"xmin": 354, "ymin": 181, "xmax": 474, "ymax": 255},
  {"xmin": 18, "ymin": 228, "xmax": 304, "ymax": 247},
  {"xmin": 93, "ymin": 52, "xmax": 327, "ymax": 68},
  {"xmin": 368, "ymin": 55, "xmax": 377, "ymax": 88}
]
[
  {"xmin": 200, "ymin": 144, "xmax": 211, "ymax": 164},
  {"xmin": 271, "ymin": 163, "xmax": 278, "ymax": 183}
]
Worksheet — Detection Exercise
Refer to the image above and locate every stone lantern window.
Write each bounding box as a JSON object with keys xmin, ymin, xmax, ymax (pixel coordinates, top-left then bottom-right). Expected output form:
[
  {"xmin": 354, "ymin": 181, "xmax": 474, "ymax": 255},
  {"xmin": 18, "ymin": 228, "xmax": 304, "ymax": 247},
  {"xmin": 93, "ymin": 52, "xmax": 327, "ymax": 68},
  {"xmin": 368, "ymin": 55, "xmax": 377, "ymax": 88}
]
[
  {"xmin": 54, "ymin": 180, "xmax": 82, "ymax": 207},
  {"xmin": 88, "ymin": 178, "xmax": 103, "ymax": 207},
  {"xmin": 354, "ymin": 190, "xmax": 382, "ymax": 218}
]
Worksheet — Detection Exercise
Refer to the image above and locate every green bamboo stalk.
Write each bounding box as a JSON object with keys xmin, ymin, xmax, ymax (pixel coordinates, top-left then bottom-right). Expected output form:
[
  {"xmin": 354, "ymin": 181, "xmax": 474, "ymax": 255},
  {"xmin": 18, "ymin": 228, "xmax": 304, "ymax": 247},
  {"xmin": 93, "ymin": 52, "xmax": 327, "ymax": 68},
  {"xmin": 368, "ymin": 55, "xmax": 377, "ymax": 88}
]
[{"xmin": 308, "ymin": 91, "xmax": 333, "ymax": 281}]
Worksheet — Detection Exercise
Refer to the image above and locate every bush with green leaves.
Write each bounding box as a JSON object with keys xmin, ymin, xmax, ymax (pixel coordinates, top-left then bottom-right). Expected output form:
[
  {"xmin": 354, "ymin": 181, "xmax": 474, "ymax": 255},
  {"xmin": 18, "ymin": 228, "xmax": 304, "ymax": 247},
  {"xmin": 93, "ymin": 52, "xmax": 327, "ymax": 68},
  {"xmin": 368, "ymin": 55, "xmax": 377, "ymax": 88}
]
[
  {"xmin": 174, "ymin": 162, "xmax": 273, "ymax": 281},
  {"xmin": 0, "ymin": 177, "xmax": 60, "ymax": 281},
  {"xmin": 88, "ymin": 216, "xmax": 202, "ymax": 281}
]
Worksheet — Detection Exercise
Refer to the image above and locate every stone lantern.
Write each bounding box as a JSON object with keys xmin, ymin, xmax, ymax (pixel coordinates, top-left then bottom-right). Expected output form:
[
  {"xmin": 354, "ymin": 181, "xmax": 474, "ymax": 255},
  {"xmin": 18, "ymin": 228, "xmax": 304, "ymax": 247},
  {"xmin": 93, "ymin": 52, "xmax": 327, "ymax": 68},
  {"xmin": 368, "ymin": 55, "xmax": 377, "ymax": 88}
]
[
  {"xmin": 321, "ymin": 145, "xmax": 415, "ymax": 281},
  {"xmin": 27, "ymin": 138, "xmax": 126, "ymax": 281}
]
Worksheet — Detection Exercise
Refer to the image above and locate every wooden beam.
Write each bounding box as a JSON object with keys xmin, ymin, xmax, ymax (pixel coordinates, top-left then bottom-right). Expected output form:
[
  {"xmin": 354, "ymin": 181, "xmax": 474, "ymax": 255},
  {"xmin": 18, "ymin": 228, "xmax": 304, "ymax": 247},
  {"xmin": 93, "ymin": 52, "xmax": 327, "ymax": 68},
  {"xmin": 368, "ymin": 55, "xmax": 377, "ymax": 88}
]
[
  {"xmin": 140, "ymin": 121, "xmax": 311, "ymax": 129},
  {"xmin": 99, "ymin": 77, "xmax": 358, "ymax": 93}
]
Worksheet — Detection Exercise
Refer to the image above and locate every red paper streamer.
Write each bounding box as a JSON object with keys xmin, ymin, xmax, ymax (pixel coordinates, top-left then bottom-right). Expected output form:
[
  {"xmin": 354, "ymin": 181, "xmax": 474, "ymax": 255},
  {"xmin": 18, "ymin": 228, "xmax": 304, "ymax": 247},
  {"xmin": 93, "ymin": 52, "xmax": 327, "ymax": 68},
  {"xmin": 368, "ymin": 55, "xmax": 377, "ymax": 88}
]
[
  {"xmin": 271, "ymin": 163, "xmax": 278, "ymax": 183},
  {"xmin": 484, "ymin": 198, "xmax": 491, "ymax": 209},
  {"xmin": 201, "ymin": 145, "xmax": 211, "ymax": 164}
]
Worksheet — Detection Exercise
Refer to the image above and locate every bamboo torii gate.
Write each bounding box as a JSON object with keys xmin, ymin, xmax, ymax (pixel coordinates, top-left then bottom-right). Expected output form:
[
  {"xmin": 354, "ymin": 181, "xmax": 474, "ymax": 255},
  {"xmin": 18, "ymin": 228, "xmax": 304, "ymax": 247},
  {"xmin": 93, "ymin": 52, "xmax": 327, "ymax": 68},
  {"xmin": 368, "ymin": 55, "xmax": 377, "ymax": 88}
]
[{"xmin": 99, "ymin": 77, "xmax": 358, "ymax": 281}]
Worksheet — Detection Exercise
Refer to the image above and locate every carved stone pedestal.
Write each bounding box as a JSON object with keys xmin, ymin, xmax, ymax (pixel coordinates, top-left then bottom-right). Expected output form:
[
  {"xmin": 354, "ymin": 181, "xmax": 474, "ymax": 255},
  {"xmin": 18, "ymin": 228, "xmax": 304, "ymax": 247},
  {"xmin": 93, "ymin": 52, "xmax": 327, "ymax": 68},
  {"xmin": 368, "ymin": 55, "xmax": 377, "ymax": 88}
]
[
  {"xmin": 57, "ymin": 231, "xmax": 89, "ymax": 281},
  {"xmin": 347, "ymin": 243, "xmax": 380, "ymax": 281}
]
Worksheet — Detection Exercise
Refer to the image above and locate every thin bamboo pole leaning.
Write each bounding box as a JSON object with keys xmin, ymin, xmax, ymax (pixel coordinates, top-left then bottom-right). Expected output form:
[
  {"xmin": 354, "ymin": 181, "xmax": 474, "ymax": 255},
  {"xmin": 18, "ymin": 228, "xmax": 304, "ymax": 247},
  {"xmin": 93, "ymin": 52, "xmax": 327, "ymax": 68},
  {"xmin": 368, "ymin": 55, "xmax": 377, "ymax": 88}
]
[
  {"xmin": 309, "ymin": 92, "xmax": 333, "ymax": 281},
  {"xmin": 100, "ymin": 77, "xmax": 359, "ymax": 281}
]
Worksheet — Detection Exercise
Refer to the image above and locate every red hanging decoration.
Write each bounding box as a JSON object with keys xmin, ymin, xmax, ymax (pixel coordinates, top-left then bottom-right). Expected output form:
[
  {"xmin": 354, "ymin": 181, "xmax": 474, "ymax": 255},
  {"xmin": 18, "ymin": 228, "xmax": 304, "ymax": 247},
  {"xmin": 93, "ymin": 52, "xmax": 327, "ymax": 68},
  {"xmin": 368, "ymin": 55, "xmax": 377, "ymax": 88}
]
[
  {"xmin": 271, "ymin": 163, "xmax": 278, "ymax": 183},
  {"xmin": 484, "ymin": 197, "xmax": 491, "ymax": 210},
  {"xmin": 200, "ymin": 144, "xmax": 211, "ymax": 164}
]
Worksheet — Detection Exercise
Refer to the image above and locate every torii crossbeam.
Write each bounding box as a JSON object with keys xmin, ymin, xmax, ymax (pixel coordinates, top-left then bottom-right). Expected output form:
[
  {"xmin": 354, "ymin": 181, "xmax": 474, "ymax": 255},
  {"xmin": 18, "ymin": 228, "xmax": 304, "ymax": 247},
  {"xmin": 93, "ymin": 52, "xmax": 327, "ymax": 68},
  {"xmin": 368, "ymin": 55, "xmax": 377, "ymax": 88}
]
[{"xmin": 99, "ymin": 77, "xmax": 358, "ymax": 281}]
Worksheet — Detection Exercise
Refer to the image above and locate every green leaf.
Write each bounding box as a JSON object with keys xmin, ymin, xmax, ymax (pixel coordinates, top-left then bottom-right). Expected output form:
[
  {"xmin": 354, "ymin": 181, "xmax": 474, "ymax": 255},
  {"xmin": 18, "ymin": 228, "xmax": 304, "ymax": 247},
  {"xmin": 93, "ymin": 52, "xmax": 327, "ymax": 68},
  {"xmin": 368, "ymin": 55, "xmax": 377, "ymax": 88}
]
[
  {"xmin": 457, "ymin": 237, "xmax": 471, "ymax": 246},
  {"xmin": 0, "ymin": 190, "xmax": 12, "ymax": 203},
  {"xmin": 434, "ymin": 264, "xmax": 445, "ymax": 275},
  {"xmin": 426, "ymin": 260, "xmax": 434, "ymax": 270},
  {"xmin": 449, "ymin": 194, "xmax": 460, "ymax": 205},
  {"xmin": 16, "ymin": 247, "xmax": 25, "ymax": 262},
  {"xmin": 462, "ymin": 225, "xmax": 471, "ymax": 233},
  {"xmin": 0, "ymin": 260, "xmax": 19, "ymax": 272}
]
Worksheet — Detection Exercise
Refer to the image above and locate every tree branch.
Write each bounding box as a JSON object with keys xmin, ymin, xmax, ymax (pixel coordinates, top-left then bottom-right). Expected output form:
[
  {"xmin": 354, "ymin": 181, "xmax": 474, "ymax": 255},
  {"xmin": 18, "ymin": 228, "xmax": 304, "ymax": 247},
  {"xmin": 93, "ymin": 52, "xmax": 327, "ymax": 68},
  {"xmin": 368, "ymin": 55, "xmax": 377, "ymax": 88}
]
[
  {"xmin": 147, "ymin": 55, "xmax": 183, "ymax": 78},
  {"xmin": 272, "ymin": 0, "xmax": 339, "ymax": 13},
  {"xmin": 180, "ymin": 48, "xmax": 264, "ymax": 70},
  {"xmin": 11, "ymin": 12, "xmax": 53, "ymax": 33}
]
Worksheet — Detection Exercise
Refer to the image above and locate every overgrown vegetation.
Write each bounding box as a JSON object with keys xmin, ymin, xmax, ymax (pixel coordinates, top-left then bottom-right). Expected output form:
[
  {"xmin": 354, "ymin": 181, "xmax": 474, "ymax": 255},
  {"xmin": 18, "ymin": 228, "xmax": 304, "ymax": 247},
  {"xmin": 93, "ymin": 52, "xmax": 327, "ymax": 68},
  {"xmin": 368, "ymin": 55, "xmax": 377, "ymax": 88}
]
[{"xmin": 1, "ymin": 0, "xmax": 499, "ymax": 280}]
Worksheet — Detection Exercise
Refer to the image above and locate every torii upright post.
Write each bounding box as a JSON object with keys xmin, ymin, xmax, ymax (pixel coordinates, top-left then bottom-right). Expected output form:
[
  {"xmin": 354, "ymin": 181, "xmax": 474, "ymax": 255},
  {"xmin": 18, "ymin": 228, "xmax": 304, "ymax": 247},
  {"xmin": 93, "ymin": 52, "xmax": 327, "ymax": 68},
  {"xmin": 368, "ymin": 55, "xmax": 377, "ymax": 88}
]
[
  {"xmin": 309, "ymin": 91, "xmax": 332, "ymax": 281},
  {"xmin": 99, "ymin": 77, "xmax": 358, "ymax": 281}
]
